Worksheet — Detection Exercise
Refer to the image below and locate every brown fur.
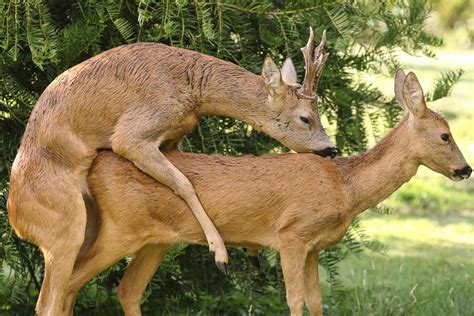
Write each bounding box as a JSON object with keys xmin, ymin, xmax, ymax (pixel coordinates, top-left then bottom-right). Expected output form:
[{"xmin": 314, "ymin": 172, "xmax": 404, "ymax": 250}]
[
  {"xmin": 62, "ymin": 72, "xmax": 470, "ymax": 315},
  {"xmin": 7, "ymin": 32, "xmax": 334, "ymax": 315},
  {"xmin": 7, "ymin": 33, "xmax": 338, "ymax": 315}
]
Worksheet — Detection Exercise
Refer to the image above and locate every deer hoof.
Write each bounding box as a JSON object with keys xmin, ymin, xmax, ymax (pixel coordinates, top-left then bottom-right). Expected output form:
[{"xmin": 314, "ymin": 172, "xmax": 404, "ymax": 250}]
[
  {"xmin": 247, "ymin": 255, "xmax": 261, "ymax": 269},
  {"xmin": 210, "ymin": 251, "xmax": 230, "ymax": 275},
  {"xmin": 216, "ymin": 261, "xmax": 230, "ymax": 276}
]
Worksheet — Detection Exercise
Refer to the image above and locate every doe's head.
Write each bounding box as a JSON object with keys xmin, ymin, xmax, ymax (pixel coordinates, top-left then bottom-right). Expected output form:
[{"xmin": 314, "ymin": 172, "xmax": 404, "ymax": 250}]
[
  {"xmin": 395, "ymin": 69, "xmax": 471, "ymax": 181},
  {"xmin": 259, "ymin": 28, "xmax": 337, "ymax": 158}
]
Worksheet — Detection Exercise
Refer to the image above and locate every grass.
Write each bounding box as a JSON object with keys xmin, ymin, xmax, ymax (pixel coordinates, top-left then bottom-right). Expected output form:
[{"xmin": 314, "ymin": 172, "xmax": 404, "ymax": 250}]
[
  {"xmin": 325, "ymin": 214, "xmax": 474, "ymax": 315},
  {"xmin": 318, "ymin": 48, "xmax": 474, "ymax": 315}
]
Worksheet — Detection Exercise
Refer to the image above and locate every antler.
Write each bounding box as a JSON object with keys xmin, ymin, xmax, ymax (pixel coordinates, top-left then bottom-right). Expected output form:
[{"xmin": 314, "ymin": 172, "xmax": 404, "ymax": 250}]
[{"xmin": 299, "ymin": 27, "xmax": 329, "ymax": 100}]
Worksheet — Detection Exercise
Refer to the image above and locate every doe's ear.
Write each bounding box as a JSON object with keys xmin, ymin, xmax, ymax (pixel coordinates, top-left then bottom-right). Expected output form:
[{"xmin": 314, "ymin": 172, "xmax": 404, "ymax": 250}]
[
  {"xmin": 262, "ymin": 56, "xmax": 285, "ymax": 96},
  {"xmin": 281, "ymin": 57, "xmax": 298, "ymax": 85},
  {"xmin": 402, "ymin": 72, "xmax": 427, "ymax": 117},
  {"xmin": 394, "ymin": 69, "xmax": 407, "ymax": 111}
]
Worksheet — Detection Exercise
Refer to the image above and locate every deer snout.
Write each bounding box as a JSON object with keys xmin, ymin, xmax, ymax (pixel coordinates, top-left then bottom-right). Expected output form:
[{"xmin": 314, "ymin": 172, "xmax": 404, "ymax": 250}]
[
  {"xmin": 453, "ymin": 165, "xmax": 472, "ymax": 180},
  {"xmin": 313, "ymin": 147, "xmax": 338, "ymax": 159}
]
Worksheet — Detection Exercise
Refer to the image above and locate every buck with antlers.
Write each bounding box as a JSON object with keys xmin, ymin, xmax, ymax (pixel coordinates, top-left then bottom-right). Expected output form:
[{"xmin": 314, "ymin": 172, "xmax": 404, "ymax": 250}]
[
  {"xmin": 61, "ymin": 70, "xmax": 471, "ymax": 315},
  {"xmin": 7, "ymin": 28, "xmax": 333, "ymax": 314}
]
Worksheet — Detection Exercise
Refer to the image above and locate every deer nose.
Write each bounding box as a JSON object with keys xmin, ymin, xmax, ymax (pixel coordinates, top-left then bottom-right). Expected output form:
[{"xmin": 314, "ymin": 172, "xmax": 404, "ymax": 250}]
[
  {"xmin": 454, "ymin": 165, "xmax": 472, "ymax": 179},
  {"xmin": 313, "ymin": 147, "xmax": 338, "ymax": 159}
]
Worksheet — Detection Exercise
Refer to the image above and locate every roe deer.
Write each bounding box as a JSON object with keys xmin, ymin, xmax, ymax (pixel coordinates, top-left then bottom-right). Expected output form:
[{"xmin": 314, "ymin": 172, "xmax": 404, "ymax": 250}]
[
  {"xmin": 62, "ymin": 70, "xmax": 471, "ymax": 315},
  {"xmin": 7, "ymin": 28, "xmax": 335, "ymax": 314}
]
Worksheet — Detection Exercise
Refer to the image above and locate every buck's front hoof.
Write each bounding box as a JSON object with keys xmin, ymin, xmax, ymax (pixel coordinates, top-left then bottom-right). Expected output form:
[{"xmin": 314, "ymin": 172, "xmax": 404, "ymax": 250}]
[
  {"xmin": 216, "ymin": 261, "xmax": 230, "ymax": 276},
  {"xmin": 210, "ymin": 251, "xmax": 230, "ymax": 276}
]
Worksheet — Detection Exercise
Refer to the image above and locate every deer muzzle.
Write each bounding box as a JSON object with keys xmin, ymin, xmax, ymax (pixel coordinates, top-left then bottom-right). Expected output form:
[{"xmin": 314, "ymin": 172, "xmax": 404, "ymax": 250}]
[
  {"xmin": 313, "ymin": 147, "xmax": 338, "ymax": 159},
  {"xmin": 453, "ymin": 165, "xmax": 472, "ymax": 180}
]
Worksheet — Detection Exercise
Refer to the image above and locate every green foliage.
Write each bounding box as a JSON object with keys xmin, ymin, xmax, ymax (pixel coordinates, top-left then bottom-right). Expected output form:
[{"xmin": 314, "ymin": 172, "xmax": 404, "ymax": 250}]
[
  {"xmin": 426, "ymin": 68, "xmax": 464, "ymax": 102},
  {"xmin": 434, "ymin": 0, "xmax": 473, "ymax": 38},
  {"xmin": 0, "ymin": 0, "xmax": 460, "ymax": 314}
]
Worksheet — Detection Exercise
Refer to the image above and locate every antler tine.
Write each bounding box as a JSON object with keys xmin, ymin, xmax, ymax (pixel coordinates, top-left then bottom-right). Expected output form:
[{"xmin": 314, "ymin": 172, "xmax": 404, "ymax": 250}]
[
  {"xmin": 299, "ymin": 28, "xmax": 328, "ymax": 100},
  {"xmin": 313, "ymin": 29, "xmax": 326, "ymax": 62},
  {"xmin": 303, "ymin": 26, "xmax": 315, "ymax": 54},
  {"xmin": 313, "ymin": 52, "xmax": 329, "ymax": 95},
  {"xmin": 313, "ymin": 30, "xmax": 328, "ymax": 91},
  {"xmin": 300, "ymin": 27, "xmax": 315, "ymax": 95}
]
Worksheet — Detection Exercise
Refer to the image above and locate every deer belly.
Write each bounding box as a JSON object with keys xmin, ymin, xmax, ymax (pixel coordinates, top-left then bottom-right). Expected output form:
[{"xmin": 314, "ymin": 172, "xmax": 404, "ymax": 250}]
[{"xmin": 313, "ymin": 220, "xmax": 352, "ymax": 250}]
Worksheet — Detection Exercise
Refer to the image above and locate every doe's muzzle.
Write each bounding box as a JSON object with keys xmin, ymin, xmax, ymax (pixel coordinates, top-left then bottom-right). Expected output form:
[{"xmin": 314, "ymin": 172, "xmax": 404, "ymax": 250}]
[{"xmin": 454, "ymin": 165, "xmax": 472, "ymax": 179}]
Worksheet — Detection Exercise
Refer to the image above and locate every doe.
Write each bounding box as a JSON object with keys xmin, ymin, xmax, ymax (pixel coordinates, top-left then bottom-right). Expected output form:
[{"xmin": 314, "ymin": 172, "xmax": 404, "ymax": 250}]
[{"xmin": 65, "ymin": 70, "xmax": 470, "ymax": 315}]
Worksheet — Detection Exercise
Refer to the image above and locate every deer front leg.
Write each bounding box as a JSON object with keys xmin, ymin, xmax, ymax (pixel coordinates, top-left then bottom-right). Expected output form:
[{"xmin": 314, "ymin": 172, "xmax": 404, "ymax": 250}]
[
  {"xmin": 279, "ymin": 235, "xmax": 308, "ymax": 316},
  {"xmin": 112, "ymin": 121, "xmax": 228, "ymax": 275},
  {"xmin": 117, "ymin": 244, "xmax": 171, "ymax": 316},
  {"xmin": 304, "ymin": 250, "xmax": 322, "ymax": 316}
]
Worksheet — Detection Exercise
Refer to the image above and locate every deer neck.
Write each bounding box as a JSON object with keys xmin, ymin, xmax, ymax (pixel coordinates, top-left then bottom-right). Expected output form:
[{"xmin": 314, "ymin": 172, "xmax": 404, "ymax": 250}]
[
  {"xmin": 196, "ymin": 66, "xmax": 269, "ymax": 129},
  {"xmin": 342, "ymin": 115, "xmax": 420, "ymax": 215}
]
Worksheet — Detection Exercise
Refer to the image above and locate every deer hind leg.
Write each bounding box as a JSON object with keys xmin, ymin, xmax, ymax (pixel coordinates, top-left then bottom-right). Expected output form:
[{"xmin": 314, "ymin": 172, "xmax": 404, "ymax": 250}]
[
  {"xmin": 63, "ymin": 237, "xmax": 137, "ymax": 315},
  {"xmin": 36, "ymin": 226, "xmax": 85, "ymax": 316},
  {"xmin": 279, "ymin": 236, "xmax": 308, "ymax": 316},
  {"xmin": 112, "ymin": 122, "xmax": 228, "ymax": 275},
  {"xmin": 304, "ymin": 250, "xmax": 323, "ymax": 316},
  {"xmin": 63, "ymin": 221, "xmax": 146, "ymax": 315},
  {"xmin": 16, "ymin": 184, "xmax": 88, "ymax": 315},
  {"xmin": 117, "ymin": 244, "xmax": 171, "ymax": 316}
]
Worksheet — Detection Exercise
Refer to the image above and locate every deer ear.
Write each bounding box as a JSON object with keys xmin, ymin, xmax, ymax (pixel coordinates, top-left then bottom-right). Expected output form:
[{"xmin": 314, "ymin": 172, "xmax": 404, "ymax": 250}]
[
  {"xmin": 281, "ymin": 57, "xmax": 297, "ymax": 85},
  {"xmin": 394, "ymin": 69, "xmax": 407, "ymax": 111},
  {"xmin": 402, "ymin": 72, "xmax": 426, "ymax": 117},
  {"xmin": 262, "ymin": 56, "xmax": 285, "ymax": 96}
]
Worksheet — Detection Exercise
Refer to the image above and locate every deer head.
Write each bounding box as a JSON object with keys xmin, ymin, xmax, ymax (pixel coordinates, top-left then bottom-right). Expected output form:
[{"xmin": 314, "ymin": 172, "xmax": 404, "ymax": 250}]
[
  {"xmin": 260, "ymin": 27, "xmax": 337, "ymax": 158},
  {"xmin": 394, "ymin": 69, "xmax": 471, "ymax": 181}
]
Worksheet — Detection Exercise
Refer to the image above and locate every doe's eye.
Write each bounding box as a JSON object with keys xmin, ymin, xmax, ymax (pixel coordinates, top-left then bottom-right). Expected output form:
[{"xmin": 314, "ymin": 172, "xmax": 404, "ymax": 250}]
[
  {"xmin": 441, "ymin": 133, "xmax": 450, "ymax": 142},
  {"xmin": 300, "ymin": 116, "xmax": 311, "ymax": 125}
]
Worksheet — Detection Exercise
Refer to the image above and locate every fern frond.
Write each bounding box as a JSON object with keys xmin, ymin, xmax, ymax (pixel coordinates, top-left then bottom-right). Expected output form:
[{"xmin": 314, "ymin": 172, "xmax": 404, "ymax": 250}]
[
  {"xmin": 114, "ymin": 18, "xmax": 136, "ymax": 43},
  {"xmin": 24, "ymin": 0, "xmax": 59, "ymax": 68},
  {"xmin": 427, "ymin": 69, "xmax": 464, "ymax": 101},
  {"xmin": 325, "ymin": 6, "xmax": 351, "ymax": 42},
  {"xmin": 105, "ymin": 3, "xmax": 136, "ymax": 43}
]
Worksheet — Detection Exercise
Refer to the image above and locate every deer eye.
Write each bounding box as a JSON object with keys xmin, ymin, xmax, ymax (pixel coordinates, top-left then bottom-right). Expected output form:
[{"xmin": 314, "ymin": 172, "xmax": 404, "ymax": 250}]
[
  {"xmin": 441, "ymin": 133, "xmax": 450, "ymax": 142},
  {"xmin": 300, "ymin": 116, "xmax": 311, "ymax": 125}
]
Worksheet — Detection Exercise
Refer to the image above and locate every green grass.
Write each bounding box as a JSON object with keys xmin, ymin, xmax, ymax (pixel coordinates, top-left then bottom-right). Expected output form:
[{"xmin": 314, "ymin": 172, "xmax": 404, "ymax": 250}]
[
  {"xmin": 384, "ymin": 169, "xmax": 474, "ymax": 214},
  {"xmin": 319, "ymin": 48, "xmax": 474, "ymax": 315},
  {"xmin": 323, "ymin": 214, "xmax": 474, "ymax": 315}
]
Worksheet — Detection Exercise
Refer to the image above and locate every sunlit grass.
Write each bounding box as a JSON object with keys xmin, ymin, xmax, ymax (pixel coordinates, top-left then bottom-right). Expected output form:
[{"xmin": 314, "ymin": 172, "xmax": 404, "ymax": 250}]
[
  {"xmin": 385, "ymin": 167, "xmax": 474, "ymax": 214},
  {"xmin": 326, "ymin": 214, "xmax": 474, "ymax": 315}
]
